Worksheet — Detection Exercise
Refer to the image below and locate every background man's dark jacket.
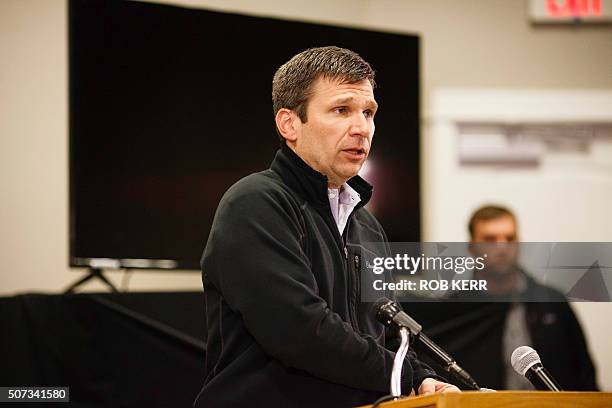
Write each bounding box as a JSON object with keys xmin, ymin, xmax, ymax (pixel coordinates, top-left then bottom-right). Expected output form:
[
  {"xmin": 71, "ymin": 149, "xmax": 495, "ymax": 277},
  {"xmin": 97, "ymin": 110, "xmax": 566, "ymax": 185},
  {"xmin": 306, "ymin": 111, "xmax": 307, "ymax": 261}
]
[
  {"xmin": 194, "ymin": 146, "xmax": 438, "ymax": 407},
  {"xmin": 410, "ymin": 273, "xmax": 598, "ymax": 391}
]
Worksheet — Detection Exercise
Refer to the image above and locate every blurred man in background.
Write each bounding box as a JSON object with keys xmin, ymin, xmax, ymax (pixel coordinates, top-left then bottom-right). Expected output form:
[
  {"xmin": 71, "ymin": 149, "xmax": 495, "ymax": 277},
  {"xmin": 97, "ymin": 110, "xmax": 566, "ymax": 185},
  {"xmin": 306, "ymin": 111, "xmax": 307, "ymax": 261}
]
[{"xmin": 469, "ymin": 205, "xmax": 598, "ymax": 390}]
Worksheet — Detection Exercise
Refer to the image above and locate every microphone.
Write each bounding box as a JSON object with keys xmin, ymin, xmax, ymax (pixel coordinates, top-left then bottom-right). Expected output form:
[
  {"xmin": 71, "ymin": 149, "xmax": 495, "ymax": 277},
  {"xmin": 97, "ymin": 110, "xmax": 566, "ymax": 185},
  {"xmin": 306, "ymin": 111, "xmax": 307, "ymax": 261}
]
[
  {"xmin": 374, "ymin": 298, "xmax": 480, "ymax": 390},
  {"xmin": 511, "ymin": 346, "xmax": 562, "ymax": 391}
]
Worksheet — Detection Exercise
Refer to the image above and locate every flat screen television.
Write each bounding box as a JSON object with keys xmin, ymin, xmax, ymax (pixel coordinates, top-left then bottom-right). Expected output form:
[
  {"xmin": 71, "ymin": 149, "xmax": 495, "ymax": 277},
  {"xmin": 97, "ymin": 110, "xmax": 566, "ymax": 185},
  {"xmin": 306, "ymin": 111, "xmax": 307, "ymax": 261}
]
[{"xmin": 69, "ymin": 0, "xmax": 421, "ymax": 270}]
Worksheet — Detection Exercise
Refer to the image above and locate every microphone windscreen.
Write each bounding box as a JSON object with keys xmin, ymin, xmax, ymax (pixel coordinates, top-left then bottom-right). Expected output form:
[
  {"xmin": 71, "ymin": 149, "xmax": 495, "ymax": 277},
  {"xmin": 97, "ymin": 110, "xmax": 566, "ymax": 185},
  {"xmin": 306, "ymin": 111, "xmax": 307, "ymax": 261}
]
[
  {"xmin": 372, "ymin": 297, "xmax": 393, "ymax": 314},
  {"xmin": 511, "ymin": 346, "xmax": 541, "ymax": 376},
  {"xmin": 371, "ymin": 297, "xmax": 395, "ymax": 326}
]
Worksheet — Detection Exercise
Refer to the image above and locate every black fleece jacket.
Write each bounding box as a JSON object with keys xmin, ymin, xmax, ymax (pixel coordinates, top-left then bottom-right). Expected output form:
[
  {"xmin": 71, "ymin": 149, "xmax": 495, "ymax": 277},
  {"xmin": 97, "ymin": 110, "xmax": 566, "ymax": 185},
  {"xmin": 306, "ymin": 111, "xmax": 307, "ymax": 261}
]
[{"xmin": 194, "ymin": 146, "xmax": 439, "ymax": 407}]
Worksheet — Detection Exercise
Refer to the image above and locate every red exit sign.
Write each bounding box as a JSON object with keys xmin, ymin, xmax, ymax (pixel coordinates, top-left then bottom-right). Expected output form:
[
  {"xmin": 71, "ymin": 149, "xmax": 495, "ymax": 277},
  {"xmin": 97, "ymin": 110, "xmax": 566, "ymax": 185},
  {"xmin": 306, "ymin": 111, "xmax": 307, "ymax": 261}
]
[{"xmin": 530, "ymin": 0, "xmax": 612, "ymax": 22}]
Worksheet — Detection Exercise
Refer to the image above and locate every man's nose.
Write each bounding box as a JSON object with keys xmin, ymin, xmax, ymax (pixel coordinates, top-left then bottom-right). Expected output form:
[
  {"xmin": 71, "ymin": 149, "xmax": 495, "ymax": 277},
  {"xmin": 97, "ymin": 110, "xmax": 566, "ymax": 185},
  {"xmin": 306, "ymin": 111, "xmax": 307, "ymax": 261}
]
[{"xmin": 349, "ymin": 113, "xmax": 371, "ymax": 137}]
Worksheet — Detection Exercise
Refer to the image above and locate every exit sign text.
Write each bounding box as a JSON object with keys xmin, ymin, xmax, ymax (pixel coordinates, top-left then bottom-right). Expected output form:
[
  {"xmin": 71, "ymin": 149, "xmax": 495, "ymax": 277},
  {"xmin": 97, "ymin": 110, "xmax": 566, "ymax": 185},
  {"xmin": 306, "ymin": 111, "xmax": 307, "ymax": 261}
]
[{"xmin": 530, "ymin": 0, "xmax": 612, "ymax": 23}]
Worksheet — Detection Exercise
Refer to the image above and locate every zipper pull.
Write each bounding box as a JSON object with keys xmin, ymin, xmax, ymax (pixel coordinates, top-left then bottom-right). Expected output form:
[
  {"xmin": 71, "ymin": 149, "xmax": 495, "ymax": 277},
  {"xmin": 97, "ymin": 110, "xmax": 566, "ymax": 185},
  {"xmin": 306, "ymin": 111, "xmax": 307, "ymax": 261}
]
[
  {"xmin": 343, "ymin": 247, "xmax": 348, "ymax": 259},
  {"xmin": 354, "ymin": 255, "xmax": 360, "ymax": 271}
]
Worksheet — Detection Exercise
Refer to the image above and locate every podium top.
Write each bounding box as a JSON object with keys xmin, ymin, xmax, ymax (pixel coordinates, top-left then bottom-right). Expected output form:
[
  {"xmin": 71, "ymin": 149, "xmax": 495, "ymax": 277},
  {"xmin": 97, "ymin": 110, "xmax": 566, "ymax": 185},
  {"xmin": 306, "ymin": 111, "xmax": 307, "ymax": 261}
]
[{"xmin": 361, "ymin": 391, "xmax": 612, "ymax": 408}]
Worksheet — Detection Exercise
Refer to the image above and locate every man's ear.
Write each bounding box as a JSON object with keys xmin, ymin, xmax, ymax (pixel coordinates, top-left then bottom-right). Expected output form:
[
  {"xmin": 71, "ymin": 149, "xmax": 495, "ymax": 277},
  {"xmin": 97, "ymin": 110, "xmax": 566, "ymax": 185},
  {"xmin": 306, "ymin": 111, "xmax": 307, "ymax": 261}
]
[{"xmin": 275, "ymin": 108, "xmax": 299, "ymax": 144}]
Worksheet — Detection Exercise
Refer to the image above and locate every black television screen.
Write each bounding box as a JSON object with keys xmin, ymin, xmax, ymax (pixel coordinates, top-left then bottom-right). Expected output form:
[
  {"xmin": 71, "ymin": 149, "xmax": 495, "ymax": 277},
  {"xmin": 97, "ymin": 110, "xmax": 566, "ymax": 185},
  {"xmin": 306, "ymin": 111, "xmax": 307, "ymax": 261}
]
[{"xmin": 69, "ymin": 0, "xmax": 421, "ymax": 270}]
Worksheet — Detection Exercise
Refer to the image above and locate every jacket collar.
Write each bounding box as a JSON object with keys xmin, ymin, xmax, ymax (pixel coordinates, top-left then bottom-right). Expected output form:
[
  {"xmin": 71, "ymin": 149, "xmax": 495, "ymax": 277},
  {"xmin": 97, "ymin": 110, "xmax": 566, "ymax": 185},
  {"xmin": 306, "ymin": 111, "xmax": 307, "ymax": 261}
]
[{"xmin": 270, "ymin": 144, "xmax": 373, "ymax": 208}]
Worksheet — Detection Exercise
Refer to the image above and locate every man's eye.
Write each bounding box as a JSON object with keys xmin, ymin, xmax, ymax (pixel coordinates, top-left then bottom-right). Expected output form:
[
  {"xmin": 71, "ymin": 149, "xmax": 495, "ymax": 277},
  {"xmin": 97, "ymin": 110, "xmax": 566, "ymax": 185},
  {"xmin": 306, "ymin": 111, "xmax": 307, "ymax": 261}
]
[
  {"xmin": 364, "ymin": 109, "xmax": 374, "ymax": 118},
  {"xmin": 334, "ymin": 107, "xmax": 347, "ymax": 114}
]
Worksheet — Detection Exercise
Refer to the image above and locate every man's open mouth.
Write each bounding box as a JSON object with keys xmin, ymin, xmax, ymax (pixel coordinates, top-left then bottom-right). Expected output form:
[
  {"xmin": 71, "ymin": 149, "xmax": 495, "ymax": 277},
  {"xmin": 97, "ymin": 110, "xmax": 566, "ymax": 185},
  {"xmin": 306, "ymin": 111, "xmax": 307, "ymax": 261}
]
[{"xmin": 343, "ymin": 148, "xmax": 367, "ymax": 156}]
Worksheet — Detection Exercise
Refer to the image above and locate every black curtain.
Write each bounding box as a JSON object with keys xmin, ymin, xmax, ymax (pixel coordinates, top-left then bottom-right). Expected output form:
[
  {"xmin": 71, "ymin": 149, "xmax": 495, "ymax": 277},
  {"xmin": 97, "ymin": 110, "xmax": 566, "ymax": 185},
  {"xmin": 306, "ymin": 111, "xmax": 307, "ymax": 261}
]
[{"xmin": 1, "ymin": 292, "xmax": 206, "ymax": 407}]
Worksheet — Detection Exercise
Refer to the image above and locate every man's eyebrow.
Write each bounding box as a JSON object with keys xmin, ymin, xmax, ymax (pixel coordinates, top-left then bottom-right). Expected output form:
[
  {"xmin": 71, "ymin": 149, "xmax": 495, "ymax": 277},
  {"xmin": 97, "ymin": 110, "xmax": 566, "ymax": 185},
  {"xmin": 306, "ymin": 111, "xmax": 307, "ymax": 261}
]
[{"xmin": 331, "ymin": 96, "xmax": 379, "ymax": 110}]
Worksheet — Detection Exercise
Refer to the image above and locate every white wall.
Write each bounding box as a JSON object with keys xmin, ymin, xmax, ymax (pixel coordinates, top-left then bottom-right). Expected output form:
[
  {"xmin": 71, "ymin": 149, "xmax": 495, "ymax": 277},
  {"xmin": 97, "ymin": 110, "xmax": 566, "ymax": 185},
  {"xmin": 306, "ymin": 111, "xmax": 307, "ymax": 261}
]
[
  {"xmin": 1, "ymin": 0, "xmax": 611, "ymax": 389},
  {"xmin": 424, "ymin": 88, "xmax": 612, "ymax": 390}
]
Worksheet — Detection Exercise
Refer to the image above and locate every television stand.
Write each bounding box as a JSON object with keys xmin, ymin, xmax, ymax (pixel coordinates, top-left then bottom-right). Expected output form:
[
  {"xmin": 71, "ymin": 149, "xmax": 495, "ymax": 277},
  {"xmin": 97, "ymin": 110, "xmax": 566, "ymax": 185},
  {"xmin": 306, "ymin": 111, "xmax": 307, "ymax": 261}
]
[{"xmin": 64, "ymin": 268, "xmax": 119, "ymax": 294}]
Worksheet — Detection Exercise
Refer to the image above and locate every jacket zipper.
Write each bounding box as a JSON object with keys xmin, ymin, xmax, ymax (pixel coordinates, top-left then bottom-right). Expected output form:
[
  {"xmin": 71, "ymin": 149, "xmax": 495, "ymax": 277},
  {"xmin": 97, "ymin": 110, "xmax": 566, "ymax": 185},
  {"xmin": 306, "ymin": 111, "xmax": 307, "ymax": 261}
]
[
  {"xmin": 320, "ymin": 204, "xmax": 363, "ymax": 332},
  {"xmin": 343, "ymin": 215, "xmax": 362, "ymax": 332}
]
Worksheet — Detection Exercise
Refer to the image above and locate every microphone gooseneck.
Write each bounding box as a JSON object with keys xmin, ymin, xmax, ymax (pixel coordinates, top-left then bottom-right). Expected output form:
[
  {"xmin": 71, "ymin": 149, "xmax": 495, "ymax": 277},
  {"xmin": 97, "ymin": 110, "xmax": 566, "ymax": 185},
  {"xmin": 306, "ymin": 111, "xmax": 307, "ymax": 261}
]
[{"xmin": 374, "ymin": 298, "xmax": 480, "ymax": 390}]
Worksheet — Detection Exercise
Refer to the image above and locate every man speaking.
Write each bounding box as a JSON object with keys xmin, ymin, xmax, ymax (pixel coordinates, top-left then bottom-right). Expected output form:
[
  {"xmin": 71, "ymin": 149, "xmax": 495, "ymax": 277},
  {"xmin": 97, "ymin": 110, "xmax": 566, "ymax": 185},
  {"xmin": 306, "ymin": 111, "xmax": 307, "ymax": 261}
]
[{"xmin": 194, "ymin": 46, "xmax": 457, "ymax": 407}]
